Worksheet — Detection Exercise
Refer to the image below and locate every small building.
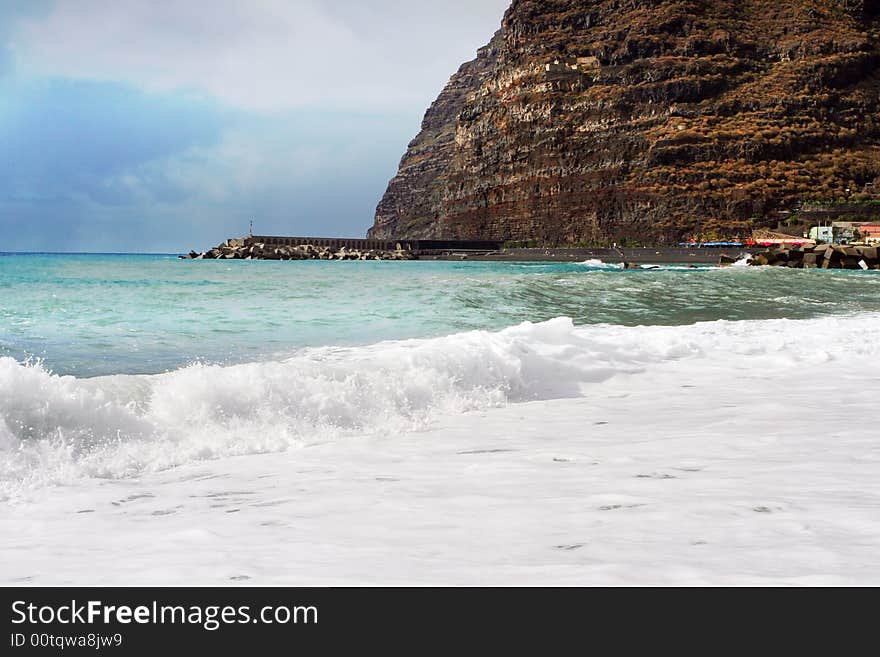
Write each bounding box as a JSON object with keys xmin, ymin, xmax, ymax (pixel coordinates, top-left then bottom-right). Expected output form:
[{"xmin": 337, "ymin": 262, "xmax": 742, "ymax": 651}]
[
  {"xmin": 808, "ymin": 226, "xmax": 834, "ymax": 242},
  {"xmin": 831, "ymin": 222, "xmax": 858, "ymax": 244},
  {"xmin": 859, "ymin": 224, "xmax": 880, "ymax": 244}
]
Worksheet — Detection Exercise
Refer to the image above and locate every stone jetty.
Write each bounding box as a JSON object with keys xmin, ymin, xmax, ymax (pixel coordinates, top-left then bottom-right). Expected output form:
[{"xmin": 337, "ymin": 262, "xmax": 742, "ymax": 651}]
[
  {"xmin": 722, "ymin": 244, "xmax": 880, "ymax": 270},
  {"xmin": 186, "ymin": 239, "xmax": 416, "ymax": 261}
]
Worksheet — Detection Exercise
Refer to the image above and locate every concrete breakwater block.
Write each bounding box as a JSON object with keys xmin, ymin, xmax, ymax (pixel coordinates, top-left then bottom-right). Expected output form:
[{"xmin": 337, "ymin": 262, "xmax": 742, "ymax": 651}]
[{"xmin": 738, "ymin": 244, "xmax": 880, "ymax": 270}]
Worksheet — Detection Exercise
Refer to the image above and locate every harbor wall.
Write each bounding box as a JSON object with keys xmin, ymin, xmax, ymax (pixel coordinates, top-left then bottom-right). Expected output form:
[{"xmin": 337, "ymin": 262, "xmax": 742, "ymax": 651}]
[
  {"xmin": 245, "ymin": 236, "xmax": 502, "ymax": 253},
  {"xmin": 242, "ymin": 237, "xmax": 745, "ymax": 262}
]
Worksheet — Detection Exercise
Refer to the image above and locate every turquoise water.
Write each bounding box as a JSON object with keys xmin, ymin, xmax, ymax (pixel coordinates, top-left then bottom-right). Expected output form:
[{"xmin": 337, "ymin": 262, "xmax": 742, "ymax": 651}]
[{"xmin": 2, "ymin": 253, "xmax": 880, "ymax": 377}]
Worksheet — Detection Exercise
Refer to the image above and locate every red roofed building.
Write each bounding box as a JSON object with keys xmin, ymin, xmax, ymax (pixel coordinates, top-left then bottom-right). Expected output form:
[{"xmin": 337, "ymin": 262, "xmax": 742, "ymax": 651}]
[{"xmin": 859, "ymin": 224, "xmax": 880, "ymax": 244}]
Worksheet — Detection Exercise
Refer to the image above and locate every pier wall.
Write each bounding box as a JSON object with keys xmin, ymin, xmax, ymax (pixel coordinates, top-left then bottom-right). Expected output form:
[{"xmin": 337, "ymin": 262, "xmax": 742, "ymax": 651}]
[{"xmin": 245, "ymin": 236, "xmax": 502, "ymax": 253}]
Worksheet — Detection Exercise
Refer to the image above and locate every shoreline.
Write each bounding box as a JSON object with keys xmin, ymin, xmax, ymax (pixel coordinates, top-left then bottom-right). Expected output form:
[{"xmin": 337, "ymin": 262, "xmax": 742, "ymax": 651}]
[
  {"xmin": 423, "ymin": 247, "xmax": 749, "ymax": 264},
  {"xmin": 6, "ymin": 314, "xmax": 879, "ymax": 585}
]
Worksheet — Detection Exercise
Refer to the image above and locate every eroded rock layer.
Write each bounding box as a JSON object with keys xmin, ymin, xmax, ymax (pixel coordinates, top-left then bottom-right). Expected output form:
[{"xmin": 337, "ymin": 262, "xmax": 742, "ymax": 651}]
[{"xmin": 370, "ymin": 0, "xmax": 880, "ymax": 245}]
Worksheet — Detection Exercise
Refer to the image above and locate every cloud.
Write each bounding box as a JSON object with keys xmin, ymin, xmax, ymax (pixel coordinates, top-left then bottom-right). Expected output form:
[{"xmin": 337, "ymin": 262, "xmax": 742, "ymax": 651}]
[
  {"xmin": 0, "ymin": 47, "xmax": 10, "ymax": 79},
  {"xmin": 132, "ymin": 109, "xmax": 418, "ymax": 236},
  {"xmin": 0, "ymin": 1, "xmax": 515, "ymax": 251},
  {"xmin": 10, "ymin": 0, "xmax": 511, "ymax": 112},
  {"xmin": 0, "ymin": 78, "xmax": 230, "ymax": 206},
  {"xmin": 0, "ymin": 76, "xmax": 419, "ymax": 251},
  {"xmin": 0, "ymin": 0, "xmax": 52, "ymax": 78}
]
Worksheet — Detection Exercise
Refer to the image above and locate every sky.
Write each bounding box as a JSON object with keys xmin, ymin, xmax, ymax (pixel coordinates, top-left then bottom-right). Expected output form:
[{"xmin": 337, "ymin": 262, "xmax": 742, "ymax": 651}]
[{"xmin": 0, "ymin": 0, "xmax": 510, "ymax": 252}]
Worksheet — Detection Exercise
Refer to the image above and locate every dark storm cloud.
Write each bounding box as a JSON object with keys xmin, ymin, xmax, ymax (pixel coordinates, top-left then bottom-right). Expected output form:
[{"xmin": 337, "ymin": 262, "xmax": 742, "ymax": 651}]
[{"xmin": 0, "ymin": 0, "xmax": 512, "ymax": 251}]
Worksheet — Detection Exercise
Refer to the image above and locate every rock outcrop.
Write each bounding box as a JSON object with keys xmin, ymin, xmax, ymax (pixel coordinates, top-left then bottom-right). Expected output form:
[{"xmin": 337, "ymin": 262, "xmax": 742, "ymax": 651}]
[{"xmin": 370, "ymin": 0, "xmax": 880, "ymax": 245}]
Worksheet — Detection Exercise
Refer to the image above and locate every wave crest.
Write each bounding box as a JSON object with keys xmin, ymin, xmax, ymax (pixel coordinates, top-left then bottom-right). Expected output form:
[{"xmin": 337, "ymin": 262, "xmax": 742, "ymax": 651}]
[
  {"xmin": 0, "ymin": 318, "xmax": 653, "ymax": 497},
  {"xmin": 2, "ymin": 314, "xmax": 876, "ymax": 499}
]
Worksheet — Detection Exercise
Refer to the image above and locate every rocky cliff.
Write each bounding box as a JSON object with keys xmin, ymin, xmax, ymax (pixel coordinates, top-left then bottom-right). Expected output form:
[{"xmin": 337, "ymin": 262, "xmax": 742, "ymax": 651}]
[{"xmin": 369, "ymin": 0, "xmax": 880, "ymax": 245}]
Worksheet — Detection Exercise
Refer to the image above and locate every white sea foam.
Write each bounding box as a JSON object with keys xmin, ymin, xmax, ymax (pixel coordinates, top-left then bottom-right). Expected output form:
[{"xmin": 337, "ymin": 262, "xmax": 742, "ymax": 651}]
[
  {"xmin": 3, "ymin": 312, "xmax": 880, "ymax": 584},
  {"xmin": 579, "ymin": 259, "xmax": 715, "ymax": 271},
  {"xmin": 579, "ymin": 258, "xmax": 623, "ymax": 269},
  {"xmin": 1, "ymin": 314, "xmax": 878, "ymax": 500}
]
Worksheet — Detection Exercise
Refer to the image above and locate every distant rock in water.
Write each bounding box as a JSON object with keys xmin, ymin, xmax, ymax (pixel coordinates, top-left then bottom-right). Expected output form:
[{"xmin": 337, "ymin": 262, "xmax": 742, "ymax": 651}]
[{"xmin": 369, "ymin": 0, "xmax": 880, "ymax": 245}]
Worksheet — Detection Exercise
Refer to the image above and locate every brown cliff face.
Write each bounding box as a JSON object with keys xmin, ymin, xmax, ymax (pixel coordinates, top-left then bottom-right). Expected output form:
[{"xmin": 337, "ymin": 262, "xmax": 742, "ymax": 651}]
[{"xmin": 369, "ymin": 0, "xmax": 880, "ymax": 245}]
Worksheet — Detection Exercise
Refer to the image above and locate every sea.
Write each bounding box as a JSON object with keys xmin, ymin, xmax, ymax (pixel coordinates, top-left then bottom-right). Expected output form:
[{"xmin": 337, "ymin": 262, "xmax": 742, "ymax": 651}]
[{"xmin": 2, "ymin": 253, "xmax": 880, "ymax": 584}]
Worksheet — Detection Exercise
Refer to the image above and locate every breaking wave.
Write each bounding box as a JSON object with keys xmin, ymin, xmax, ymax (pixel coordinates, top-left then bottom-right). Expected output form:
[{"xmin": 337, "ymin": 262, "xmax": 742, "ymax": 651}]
[
  {"xmin": 2, "ymin": 315, "xmax": 878, "ymax": 499},
  {"xmin": 578, "ymin": 259, "xmax": 623, "ymax": 269}
]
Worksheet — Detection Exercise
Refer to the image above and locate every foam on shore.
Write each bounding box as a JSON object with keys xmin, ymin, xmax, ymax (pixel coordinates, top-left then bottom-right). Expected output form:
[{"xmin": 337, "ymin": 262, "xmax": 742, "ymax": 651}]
[{"xmin": 2, "ymin": 313, "xmax": 877, "ymax": 500}]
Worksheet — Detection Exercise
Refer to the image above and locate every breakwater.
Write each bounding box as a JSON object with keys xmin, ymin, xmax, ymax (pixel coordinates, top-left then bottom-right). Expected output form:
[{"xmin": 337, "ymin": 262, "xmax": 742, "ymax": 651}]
[
  {"xmin": 185, "ymin": 237, "xmax": 749, "ymax": 264},
  {"xmin": 741, "ymin": 244, "xmax": 880, "ymax": 269},
  {"xmin": 185, "ymin": 236, "xmax": 502, "ymax": 261},
  {"xmin": 247, "ymin": 236, "xmax": 501, "ymax": 253}
]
